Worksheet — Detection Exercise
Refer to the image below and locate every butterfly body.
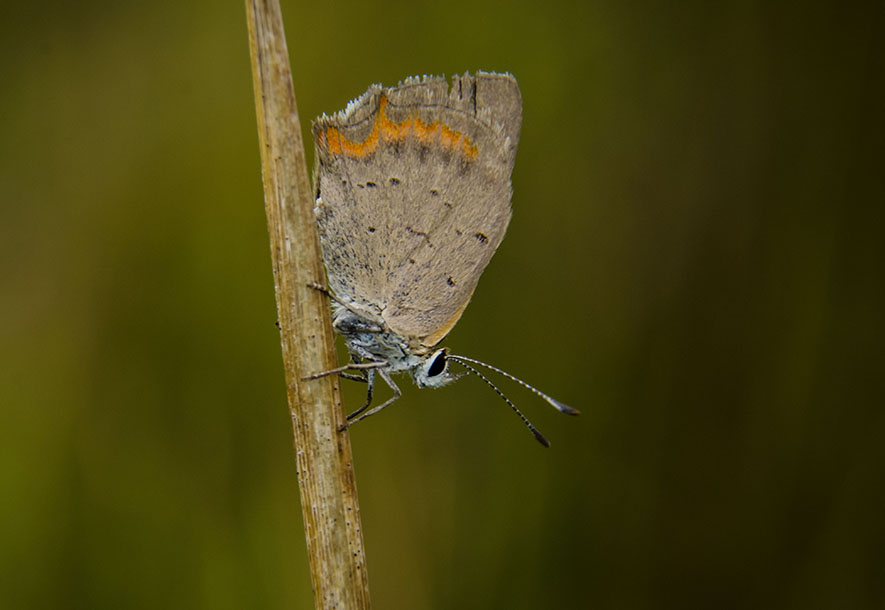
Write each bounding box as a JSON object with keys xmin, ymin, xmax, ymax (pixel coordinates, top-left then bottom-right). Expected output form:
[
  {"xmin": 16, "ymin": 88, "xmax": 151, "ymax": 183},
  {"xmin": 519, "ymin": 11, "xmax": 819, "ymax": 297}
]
[
  {"xmin": 307, "ymin": 72, "xmax": 576, "ymax": 444},
  {"xmin": 312, "ymin": 71, "xmax": 521, "ymax": 389}
]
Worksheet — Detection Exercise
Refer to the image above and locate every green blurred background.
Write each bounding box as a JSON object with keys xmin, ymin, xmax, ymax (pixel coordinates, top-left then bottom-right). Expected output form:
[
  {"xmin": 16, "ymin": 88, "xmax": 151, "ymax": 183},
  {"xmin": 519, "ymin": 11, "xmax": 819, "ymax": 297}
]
[{"xmin": 2, "ymin": 1, "xmax": 883, "ymax": 608}]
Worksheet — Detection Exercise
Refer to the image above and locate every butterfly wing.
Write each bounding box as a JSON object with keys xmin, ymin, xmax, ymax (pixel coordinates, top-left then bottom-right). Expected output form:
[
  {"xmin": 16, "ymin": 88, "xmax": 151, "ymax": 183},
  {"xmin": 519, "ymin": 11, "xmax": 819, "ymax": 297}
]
[{"xmin": 313, "ymin": 71, "xmax": 522, "ymax": 350}]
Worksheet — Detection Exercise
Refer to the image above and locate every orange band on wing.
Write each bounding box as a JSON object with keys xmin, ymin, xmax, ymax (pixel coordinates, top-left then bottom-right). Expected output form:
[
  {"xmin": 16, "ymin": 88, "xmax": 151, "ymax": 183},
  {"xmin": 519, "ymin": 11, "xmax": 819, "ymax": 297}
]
[{"xmin": 323, "ymin": 96, "xmax": 478, "ymax": 160}]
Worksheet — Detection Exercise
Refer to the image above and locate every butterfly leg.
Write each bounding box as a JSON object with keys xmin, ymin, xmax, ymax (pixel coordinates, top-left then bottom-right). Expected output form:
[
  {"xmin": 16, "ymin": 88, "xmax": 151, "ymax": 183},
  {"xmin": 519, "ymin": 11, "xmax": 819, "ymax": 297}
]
[
  {"xmin": 343, "ymin": 368, "xmax": 401, "ymax": 427},
  {"xmin": 340, "ymin": 351, "xmax": 376, "ymax": 419},
  {"xmin": 336, "ymin": 349, "xmax": 373, "ymax": 383},
  {"xmin": 306, "ymin": 281, "xmax": 338, "ymax": 301},
  {"xmin": 338, "ymin": 372, "xmax": 369, "ymax": 383},
  {"xmin": 301, "ymin": 359, "xmax": 386, "ymax": 381},
  {"xmin": 345, "ymin": 368, "xmax": 377, "ymax": 420}
]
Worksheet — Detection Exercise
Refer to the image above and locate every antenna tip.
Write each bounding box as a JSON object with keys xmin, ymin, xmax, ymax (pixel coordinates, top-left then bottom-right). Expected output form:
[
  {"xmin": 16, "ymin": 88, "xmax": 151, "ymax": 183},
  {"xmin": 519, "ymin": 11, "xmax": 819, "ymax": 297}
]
[
  {"xmin": 549, "ymin": 397, "xmax": 581, "ymax": 416},
  {"xmin": 532, "ymin": 429, "xmax": 551, "ymax": 448}
]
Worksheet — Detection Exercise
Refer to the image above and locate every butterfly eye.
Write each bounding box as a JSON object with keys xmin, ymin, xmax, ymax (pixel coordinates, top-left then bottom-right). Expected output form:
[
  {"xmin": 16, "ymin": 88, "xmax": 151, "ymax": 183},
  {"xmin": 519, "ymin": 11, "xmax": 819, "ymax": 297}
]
[{"xmin": 427, "ymin": 351, "xmax": 446, "ymax": 377}]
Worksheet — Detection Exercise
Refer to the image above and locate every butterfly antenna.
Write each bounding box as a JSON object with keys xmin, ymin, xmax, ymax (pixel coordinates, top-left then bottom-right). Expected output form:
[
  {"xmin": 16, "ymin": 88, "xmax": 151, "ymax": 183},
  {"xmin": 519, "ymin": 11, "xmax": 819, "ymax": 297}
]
[
  {"xmin": 448, "ymin": 355, "xmax": 580, "ymax": 416},
  {"xmin": 451, "ymin": 359, "xmax": 550, "ymax": 447}
]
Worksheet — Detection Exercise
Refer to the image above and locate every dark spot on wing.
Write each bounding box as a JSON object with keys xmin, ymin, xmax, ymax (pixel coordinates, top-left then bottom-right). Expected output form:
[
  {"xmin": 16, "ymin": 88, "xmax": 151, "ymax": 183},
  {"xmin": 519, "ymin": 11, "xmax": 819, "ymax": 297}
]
[
  {"xmin": 475, "ymin": 232, "xmax": 489, "ymax": 244},
  {"xmin": 406, "ymin": 226, "xmax": 432, "ymax": 248},
  {"xmin": 446, "ymin": 276, "xmax": 456, "ymax": 287},
  {"xmin": 389, "ymin": 177, "xmax": 400, "ymax": 186}
]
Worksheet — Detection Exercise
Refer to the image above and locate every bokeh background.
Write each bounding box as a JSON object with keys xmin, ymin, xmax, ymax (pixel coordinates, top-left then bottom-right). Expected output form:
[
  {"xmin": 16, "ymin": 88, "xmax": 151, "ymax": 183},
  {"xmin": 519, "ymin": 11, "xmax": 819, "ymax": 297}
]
[{"xmin": 2, "ymin": 1, "xmax": 883, "ymax": 608}]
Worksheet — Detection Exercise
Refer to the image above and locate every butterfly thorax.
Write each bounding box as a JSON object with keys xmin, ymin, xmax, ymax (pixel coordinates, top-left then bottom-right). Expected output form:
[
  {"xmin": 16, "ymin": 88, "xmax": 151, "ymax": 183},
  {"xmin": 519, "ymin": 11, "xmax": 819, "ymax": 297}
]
[{"xmin": 332, "ymin": 306, "xmax": 428, "ymax": 374}]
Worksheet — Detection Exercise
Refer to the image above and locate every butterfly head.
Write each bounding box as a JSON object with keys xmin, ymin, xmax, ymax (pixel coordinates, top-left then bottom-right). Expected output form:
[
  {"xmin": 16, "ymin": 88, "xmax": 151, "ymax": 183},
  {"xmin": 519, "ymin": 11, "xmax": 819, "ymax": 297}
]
[{"xmin": 413, "ymin": 348, "xmax": 461, "ymax": 388}]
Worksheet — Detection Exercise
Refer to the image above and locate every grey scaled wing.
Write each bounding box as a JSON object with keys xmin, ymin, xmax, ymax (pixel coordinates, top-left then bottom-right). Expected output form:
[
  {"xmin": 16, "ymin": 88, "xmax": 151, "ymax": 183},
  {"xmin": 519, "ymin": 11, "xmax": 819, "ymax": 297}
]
[{"xmin": 313, "ymin": 71, "xmax": 522, "ymax": 352}]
